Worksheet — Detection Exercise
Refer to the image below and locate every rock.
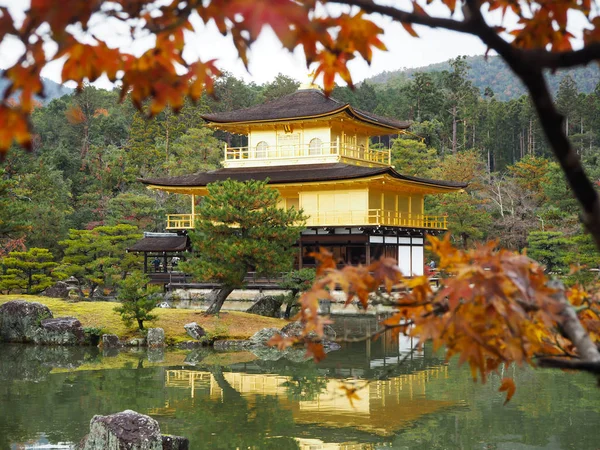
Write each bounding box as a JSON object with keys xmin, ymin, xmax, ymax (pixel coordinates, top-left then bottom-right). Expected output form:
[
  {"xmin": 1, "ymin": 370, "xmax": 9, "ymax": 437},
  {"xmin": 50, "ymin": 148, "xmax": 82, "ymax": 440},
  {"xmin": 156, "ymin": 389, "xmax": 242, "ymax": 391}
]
[
  {"xmin": 162, "ymin": 435, "xmax": 189, "ymax": 450},
  {"xmin": 32, "ymin": 317, "xmax": 85, "ymax": 345},
  {"xmin": 184, "ymin": 322, "xmax": 206, "ymax": 340},
  {"xmin": 126, "ymin": 337, "xmax": 147, "ymax": 347},
  {"xmin": 246, "ymin": 295, "xmax": 283, "ymax": 318},
  {"xmin": 0, "ymin": 300, "xmax": 53, "ymax": 343},
  {"xmin": 248, "ymin": 327, "xmax": 281, "ymax": 345},
  {"xmin": 79, "ymin": 410, "xmax": 162, "ymax": 450},
  {"xmin": 147, "ymin": 328, "xmax": 165, "ymax": 348},
  {"xmin": 102, "ymin": 334, "xmax": 121, "ymax": 349},
  {"xmin": 42, "ymin": 281, "xmax": 75, "ymax": 299},
  {"xmin": 281, "ymin": 321, "xmax": 336, "ymax": 341},
  {"xmin": 213, "ymin": 340, "xmax": 252, "ymax": 351}
]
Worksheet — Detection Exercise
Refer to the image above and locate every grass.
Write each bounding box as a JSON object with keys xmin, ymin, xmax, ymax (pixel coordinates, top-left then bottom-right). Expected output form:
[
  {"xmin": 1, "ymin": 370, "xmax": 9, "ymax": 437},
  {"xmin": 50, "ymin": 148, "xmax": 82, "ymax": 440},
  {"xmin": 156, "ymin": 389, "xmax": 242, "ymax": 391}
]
[{"xmin": 0, "ymin": 295, "xmax": 287, "ymax": 344}]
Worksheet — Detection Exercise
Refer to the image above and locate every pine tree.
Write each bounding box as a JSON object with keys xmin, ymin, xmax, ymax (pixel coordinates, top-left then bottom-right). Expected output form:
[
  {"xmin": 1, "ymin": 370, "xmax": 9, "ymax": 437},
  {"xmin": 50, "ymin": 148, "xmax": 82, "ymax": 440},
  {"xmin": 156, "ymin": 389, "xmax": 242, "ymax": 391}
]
[
  {"xmin": 59, "ymin": 224, "xmax": 142, "ymax": 296},
  {"xmin": 114, "ymin": 271, "xmax": 160, "ymax": 330},
  {"xmin": 0, "ymin": 248, "xmax": 63, "ymax": 294},
  {"xmin": 181, "ymin": 179, "xmax": 306, "ymax": 315}
]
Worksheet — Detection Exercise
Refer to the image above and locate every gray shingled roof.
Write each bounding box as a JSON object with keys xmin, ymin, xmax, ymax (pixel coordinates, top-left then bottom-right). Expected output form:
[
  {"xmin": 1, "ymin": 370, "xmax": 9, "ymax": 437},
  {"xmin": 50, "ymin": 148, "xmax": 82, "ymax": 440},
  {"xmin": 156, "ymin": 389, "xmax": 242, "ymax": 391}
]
[
  {"xmin": 128, "ymin": 236, "xmax": 190, "ymax": 252},
  {"xmin": 140, "ymin": 163, "xmax": 467, "ymax": 189},
  {"xmin": 201, "ymin": 89, "xmax": 410, "ymax": 131}
]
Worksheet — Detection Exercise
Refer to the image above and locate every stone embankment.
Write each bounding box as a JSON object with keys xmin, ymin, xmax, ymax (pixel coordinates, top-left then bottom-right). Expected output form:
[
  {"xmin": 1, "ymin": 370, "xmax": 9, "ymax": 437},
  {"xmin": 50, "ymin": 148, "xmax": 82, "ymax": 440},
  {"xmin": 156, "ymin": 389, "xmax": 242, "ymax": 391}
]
[{"xmin": 78, "ymin": 410, "xmax": 188, "ymax": 450}]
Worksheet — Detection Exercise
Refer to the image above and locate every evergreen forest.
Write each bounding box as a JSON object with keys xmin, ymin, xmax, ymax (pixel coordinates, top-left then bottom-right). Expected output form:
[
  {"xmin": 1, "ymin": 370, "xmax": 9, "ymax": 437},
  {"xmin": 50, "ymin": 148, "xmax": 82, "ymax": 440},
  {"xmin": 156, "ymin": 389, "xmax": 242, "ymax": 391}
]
[{"xmin": 2, "ymin": 55, "xmax": 600, "ymax": 288}]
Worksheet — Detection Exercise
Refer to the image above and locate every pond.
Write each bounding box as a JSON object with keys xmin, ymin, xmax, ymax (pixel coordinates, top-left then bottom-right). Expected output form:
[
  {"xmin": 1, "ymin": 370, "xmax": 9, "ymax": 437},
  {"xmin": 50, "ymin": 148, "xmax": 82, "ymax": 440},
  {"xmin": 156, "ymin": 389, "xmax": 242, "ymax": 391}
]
[{"xmin": 1, "ymin": 324, "xmax": 599, "ymax": 449}]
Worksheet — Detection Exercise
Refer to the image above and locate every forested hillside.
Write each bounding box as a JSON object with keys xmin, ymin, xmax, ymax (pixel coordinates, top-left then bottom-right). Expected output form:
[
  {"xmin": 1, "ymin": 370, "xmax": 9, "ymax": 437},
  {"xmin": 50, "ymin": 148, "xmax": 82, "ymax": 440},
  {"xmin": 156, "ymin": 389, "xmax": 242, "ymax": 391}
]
[
  {"xmin": 2, "ymin": 59, "xmax": 600, "ymax": 285},
  {"xmin": 367, "ymin": 55, "xmax": 600, "ymax": 101},
  {"xmin": 0, "ymin": 72, "xmax": 73, "ymax": 104}
]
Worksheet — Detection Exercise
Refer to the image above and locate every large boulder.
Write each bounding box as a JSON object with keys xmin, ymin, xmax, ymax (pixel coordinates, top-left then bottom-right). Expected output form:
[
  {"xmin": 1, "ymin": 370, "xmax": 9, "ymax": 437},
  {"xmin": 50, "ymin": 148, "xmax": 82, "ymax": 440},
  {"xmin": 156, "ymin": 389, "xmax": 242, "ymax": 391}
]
[
  {"xmin": 102, "ymin": 334, "xmax": 121, "ymax": 349},
  {"xmin": 184, "ymin": 322, "xmax": 206, "ymax": 340},
  {"xmin": 42, "ymin": 281, "xmax": 73, "ymax": 299},
  {"xmin": 147, "ymin": 328, "xmax": 165, "ymax": 348},
  {"xmin": 79, "ymin": 410, "xmax": 162, "ymax": 450},
  {"xmin": 281, "ymin": 321, "xmax": 336, "ymax": 341},
  {"xmin": 0, "ymin": 300, "xmax": 53, "ymax": 343},
  {"xmin": 32, "ymin": 317, "xmax": 85, "ymax": 345},
  {"xmin": 248, "ymin": 327, "xmax": 281, "ymax": 346},
  {"xmin": 246, "ymin": 295, "xmax": 283, "ymax": 318}
]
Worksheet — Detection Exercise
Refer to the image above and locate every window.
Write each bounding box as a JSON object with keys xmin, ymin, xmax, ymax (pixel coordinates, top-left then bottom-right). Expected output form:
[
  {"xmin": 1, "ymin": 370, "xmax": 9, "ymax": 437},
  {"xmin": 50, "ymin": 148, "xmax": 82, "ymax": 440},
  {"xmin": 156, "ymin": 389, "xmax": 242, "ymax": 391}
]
[
  {"xmin": 256, "ymin": 141, "xmax": 268, "ymax": 158},
  {"xmin": 309, "ymin": 138, "xmax": 322, "ymax": 156}
]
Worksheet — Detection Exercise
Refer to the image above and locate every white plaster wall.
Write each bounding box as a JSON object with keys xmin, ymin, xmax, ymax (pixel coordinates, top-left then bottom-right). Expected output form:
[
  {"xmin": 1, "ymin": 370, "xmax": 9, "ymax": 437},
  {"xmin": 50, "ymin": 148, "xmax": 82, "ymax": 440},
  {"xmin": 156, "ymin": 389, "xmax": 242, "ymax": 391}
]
[
  {"xmin": 303, "ymin": 126, "xmax": 332, "ymax": 151},
  {"xmin": 412, "ymin": 246, "xmax": 424, "ymax": 276},
  {"xmin": 249, "ymin": 129, "xmax": 277, "ymax": 153}
]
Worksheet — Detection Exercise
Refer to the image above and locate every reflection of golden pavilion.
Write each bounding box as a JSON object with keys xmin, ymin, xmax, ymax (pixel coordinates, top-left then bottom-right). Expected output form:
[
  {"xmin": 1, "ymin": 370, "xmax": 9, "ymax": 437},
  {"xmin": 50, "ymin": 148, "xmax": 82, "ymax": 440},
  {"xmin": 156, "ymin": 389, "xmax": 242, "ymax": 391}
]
[{"xmin": 163, "ymin": 365, "xmax": 454, "ymax": 440}]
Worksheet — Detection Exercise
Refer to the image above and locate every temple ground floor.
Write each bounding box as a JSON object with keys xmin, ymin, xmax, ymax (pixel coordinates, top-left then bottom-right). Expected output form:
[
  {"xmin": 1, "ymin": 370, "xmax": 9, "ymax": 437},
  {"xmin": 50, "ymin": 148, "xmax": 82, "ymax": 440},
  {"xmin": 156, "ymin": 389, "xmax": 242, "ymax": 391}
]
[{"xmin": 129, "ymin": 226, "xmax": 443, "ymax": 288}]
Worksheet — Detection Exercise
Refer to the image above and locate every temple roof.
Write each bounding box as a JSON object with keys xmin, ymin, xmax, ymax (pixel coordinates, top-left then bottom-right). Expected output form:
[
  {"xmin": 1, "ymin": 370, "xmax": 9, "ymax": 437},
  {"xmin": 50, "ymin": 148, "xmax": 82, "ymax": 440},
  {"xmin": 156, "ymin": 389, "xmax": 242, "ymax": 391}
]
[
  {"xmin": 128, "ymin": 235, "xmax": 190, "ymax": 252},
  {"xmin": 140, "ymin": 163, "xmax": 467, "ymax": 189},
  {"xmin": 201, "ymin": 89, "xmax": 410, "ymax": 131}
]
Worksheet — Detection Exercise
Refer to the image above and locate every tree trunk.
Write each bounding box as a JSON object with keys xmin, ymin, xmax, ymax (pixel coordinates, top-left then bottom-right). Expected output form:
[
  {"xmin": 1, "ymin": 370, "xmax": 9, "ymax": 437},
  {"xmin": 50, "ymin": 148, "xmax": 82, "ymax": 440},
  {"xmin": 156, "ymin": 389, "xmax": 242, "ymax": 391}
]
[
  {"xmin": 205, "ymin": 286, "xmax": 235, "ymax": 315},
  {"xmin": 137, "ymin": 319, "xmax": 144, "ymax": 330},
  {"xmin": 451, "ymin": 105, "xmax": 457, "ymax": 153}
]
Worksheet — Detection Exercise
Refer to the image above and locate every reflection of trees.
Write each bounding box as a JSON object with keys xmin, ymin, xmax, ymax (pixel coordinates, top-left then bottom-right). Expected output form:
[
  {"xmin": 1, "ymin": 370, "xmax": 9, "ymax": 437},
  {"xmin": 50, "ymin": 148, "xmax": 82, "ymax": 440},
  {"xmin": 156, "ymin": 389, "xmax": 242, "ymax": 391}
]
[
  {"xmin": 392, "ymin": 361, "xmax": 600, "ymax": 449},
  {"xmin": 280, "ymin": 364, "xmax": 328, "ymax": 402}
]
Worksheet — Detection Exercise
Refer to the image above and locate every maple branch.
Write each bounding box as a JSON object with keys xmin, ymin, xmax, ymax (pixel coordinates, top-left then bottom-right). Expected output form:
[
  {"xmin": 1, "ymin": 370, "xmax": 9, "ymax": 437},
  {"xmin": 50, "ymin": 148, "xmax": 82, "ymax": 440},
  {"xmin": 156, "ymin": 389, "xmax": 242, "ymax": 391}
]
[
  {"xmin": 515, "ymin": 70, "xmax": 600, "ymax": 250},
  {"xmin": 546, "ymin": 281, "xmax": 600, "ymax": 368},
  {"xmin": 524, "ymin": 43, "xmax": 600, "ymax": 70},
  {"xmin": 327, "ymin": 0, "xmax": 473, "ymax": 34},
  {"xmin": 460, "ymin": 0, "xmax": 600, "ymax": 252},
  {"xmin": 536, "ymin": 358, "xmax": 600, "ymax": 375}
]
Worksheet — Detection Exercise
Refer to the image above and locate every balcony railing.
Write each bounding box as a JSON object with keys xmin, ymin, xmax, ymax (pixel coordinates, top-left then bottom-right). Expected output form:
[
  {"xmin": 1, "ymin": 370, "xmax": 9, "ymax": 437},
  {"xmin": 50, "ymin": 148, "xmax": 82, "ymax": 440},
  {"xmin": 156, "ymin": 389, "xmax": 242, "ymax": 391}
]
[
  {"xmin": 166, "ymin": 214, "xmax": 196, "ymax": 229},
  {"xmin": 224, "ymin": 141, "xmax": 390, "ymax": 166},
  {"xmin": 166, "ymin": 210, "xmax": 447, "ymax": 230}
]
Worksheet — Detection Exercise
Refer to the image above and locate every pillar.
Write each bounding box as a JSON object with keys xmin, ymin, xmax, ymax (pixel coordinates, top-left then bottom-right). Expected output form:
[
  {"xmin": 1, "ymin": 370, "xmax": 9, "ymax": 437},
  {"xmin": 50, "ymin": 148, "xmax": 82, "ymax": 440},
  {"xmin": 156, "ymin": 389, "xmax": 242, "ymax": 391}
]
[{"xmin": 191, "ymin": 194, "xmax": 196, "ymax": 226}]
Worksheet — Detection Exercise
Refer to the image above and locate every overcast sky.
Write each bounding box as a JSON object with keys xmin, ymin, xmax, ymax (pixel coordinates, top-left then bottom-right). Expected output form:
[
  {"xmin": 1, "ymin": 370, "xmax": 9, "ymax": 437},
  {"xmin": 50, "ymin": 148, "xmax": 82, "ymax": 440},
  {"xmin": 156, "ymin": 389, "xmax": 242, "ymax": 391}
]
[{"xmin": 2, "ymin": 1, "xmax": 589, "ymax": 88}]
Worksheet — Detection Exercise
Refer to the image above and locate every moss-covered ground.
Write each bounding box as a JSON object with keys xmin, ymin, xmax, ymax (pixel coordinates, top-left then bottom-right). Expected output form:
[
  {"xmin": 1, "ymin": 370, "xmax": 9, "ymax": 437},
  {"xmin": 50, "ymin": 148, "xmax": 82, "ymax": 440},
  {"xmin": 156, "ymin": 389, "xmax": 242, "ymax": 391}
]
[{"xmin": 0, "ymin": 295, "xmax": 287, "ymax": 344}]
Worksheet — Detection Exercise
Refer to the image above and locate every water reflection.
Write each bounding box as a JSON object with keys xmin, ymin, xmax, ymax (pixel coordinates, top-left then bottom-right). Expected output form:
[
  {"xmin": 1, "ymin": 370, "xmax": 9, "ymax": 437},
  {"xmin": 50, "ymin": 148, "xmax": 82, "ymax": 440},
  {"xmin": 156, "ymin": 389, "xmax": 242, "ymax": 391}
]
[{"xmin": 1, "ymin": 326, "xmax": 600, "ymax": 449}]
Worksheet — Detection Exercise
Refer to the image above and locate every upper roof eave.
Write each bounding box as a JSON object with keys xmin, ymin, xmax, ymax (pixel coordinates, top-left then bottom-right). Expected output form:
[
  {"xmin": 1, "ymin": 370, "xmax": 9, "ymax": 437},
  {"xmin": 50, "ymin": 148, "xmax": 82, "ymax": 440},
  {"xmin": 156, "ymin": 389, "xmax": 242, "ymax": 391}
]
[
  {"xmin": 200, "ymin": 89, "xmax": 410, "ymax": 132},
  {"xmin": 138, "ymin": 163, "xmax": 467, "ymax": 191}
]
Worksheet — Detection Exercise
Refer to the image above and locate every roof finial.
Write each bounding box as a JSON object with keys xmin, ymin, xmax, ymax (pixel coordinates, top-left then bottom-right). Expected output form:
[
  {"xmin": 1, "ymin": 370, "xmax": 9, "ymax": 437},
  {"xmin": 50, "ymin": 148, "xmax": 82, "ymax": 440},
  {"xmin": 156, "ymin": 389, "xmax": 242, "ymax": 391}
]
[{"xmin": 298, "ymin": 71, "xmax": 321, "ymax": 90}]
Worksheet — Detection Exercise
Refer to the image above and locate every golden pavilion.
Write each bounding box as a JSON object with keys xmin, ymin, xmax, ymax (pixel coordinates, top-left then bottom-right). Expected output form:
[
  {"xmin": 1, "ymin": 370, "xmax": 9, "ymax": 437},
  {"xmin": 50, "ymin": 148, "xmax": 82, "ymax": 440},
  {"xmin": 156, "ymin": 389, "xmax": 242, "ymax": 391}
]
[{"xmin": 139, "ymin": 85, "xmax": 465, "ymax": 277}]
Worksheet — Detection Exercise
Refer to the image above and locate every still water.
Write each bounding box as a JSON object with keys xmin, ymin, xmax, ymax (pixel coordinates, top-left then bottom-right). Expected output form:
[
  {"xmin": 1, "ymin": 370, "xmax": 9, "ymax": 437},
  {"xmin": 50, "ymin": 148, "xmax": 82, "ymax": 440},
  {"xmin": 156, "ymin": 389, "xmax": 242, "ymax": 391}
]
[{"xmin": 1, "ymin": 322, "xmax": 599, "ymax": 449}]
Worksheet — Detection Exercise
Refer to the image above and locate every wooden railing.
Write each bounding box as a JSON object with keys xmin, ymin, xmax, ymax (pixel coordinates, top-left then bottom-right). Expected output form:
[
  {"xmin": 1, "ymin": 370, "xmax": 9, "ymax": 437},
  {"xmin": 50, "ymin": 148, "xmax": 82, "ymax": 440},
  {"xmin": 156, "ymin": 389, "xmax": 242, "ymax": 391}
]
[
  {"xmin": 224, "ymin": 141, "xmax": 390, "ymax": 165},
  {"xmin": 166, "ymin": 210, "xmax": 447, "ymax": 230},
  {"xmin": 166, "ymin": 214, "xmax": 196, "ymax": 229}
]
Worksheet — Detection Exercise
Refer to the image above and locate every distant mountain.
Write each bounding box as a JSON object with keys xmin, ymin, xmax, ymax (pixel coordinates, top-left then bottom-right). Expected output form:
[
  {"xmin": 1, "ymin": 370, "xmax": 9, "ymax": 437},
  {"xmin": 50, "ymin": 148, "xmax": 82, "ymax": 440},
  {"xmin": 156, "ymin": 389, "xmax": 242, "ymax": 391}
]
[
  {"xmin": 366, "ymin": 55, "xmax": 600, "ymax": 100},
  {"xmin": 0, "ymin": 72, "xmax": 73, "ymax": 104}
]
